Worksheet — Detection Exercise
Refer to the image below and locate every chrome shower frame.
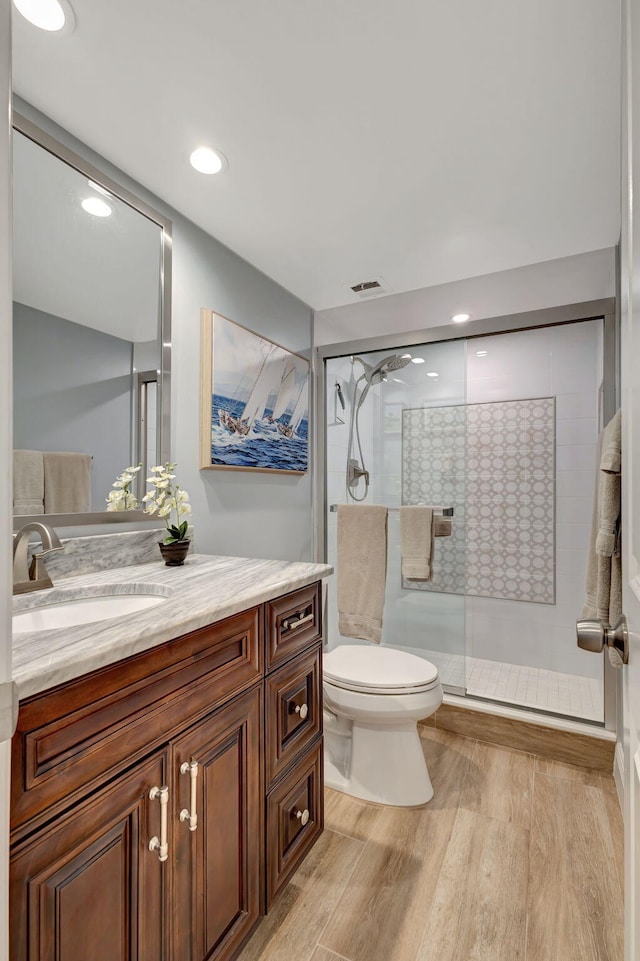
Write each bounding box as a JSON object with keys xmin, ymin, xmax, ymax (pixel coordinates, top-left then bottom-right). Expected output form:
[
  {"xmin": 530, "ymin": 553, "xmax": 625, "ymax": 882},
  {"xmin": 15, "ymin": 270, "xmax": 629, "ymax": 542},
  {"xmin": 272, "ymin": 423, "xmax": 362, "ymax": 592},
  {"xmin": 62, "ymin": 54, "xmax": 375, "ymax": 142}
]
[{"xmin": 312, "ymin": 297, "xmax": 618, "ymax": 731}]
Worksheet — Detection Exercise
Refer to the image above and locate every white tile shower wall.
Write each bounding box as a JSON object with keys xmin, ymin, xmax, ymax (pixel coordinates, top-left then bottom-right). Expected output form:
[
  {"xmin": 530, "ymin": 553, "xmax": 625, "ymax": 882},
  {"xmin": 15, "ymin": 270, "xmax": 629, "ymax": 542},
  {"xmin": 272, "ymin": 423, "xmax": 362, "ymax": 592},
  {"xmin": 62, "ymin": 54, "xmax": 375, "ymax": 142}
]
[{"xmin": 466, "ymin": 320, "xmax": 602, "ymax": 686}]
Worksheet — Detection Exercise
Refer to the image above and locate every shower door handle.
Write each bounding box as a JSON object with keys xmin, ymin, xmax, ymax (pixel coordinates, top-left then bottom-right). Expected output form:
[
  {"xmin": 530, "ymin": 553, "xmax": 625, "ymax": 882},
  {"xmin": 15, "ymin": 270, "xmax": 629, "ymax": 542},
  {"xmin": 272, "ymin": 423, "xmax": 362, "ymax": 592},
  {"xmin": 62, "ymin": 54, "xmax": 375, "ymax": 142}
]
[{"xmin": 576, "ymin": 616, "xmax": 629, "ymax": 664}]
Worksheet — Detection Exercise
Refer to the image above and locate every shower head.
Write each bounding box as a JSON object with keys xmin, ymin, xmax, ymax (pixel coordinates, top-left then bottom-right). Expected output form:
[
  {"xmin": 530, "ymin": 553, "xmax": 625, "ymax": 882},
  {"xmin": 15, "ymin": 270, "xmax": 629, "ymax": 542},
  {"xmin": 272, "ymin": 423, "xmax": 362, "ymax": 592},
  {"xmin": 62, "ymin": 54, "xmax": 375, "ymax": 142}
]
[{"xmin": 364, "ymin": 354, "xmax": 412, "ymax": 383}]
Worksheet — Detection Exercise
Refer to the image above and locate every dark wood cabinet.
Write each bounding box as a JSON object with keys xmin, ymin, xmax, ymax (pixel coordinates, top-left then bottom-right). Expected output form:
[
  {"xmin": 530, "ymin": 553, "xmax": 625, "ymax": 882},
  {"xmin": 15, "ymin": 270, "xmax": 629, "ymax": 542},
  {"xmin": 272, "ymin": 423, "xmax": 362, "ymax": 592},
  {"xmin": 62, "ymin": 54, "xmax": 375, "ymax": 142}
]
[
  {"xmin": 263, "ymin": 587, "xmax": 323, "ymax": 911},
  {"xmin": 265, "ymin": 740, "xmax": 323, "ymax": 907},
  {"xmin": 11, "ymin": 750, "xmax": 168, "ymax": 961},
  {"xmin": 173, "ymin": 687, "xmax": 262, "ymax": 961},
  {"xmin": 265, "ymin": 644, "xmax": 322, "ymax": 785},
  {"xmin": 264, "ymin": 581, "xmax": 322, "ymax": 671},
  {"xmin": 10, "ymin": 582, "xmax": 324, "ymax": 961}
]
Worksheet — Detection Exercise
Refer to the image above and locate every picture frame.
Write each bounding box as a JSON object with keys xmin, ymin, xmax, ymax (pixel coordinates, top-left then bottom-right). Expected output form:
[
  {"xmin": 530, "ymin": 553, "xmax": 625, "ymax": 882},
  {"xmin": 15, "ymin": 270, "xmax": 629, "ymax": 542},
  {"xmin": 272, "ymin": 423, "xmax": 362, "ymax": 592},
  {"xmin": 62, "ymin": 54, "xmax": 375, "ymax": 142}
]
[{"xmin": 199, "ymin": 309, "xmax": 310, "ymax": 474}]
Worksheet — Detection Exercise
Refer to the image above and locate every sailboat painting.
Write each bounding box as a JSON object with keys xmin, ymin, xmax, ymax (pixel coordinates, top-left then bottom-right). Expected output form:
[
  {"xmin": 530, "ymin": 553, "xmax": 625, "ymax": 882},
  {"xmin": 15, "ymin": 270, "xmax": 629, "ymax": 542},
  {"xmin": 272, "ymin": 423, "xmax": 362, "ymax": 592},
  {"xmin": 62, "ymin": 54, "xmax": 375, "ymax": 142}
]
[{"xmin": 200, "ymin": 310, "xmax": 310, "ymax": 473}]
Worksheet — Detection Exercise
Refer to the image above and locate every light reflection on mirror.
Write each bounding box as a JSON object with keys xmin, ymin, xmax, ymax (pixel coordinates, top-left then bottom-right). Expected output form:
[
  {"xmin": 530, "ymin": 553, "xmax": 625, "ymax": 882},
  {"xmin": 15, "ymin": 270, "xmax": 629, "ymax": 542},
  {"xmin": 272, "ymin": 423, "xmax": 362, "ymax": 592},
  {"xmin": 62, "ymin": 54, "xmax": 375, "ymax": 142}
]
[{"xmin": 12, "ymin": 123, "xmax": 170, "ymax": 522}]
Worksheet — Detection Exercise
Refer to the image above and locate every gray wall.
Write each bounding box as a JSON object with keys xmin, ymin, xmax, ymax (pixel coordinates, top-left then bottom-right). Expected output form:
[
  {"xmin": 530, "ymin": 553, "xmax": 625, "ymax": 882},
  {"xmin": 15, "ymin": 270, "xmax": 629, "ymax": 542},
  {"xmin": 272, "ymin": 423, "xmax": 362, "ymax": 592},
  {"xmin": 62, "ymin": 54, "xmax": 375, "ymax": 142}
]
[
  {"xmin": 14, "ymin": 97, "xmax": 313, "ymax": 562},
  {"xmin": 314, "ymin": 247, "xmax": 616, "ymax": 347},
  {"xmin": 13, "ymin": 303, "xmax": 133, "ymax": 510}
]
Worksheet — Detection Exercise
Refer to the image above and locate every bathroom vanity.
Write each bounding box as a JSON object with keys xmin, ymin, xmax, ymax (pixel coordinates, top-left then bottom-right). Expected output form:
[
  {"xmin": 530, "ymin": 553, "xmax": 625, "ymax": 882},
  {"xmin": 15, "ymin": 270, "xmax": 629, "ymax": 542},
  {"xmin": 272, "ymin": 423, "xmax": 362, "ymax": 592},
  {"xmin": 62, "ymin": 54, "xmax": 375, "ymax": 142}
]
[{"xmin": 9, "ymin": 554, "xmax": 331, "ymax": 961}]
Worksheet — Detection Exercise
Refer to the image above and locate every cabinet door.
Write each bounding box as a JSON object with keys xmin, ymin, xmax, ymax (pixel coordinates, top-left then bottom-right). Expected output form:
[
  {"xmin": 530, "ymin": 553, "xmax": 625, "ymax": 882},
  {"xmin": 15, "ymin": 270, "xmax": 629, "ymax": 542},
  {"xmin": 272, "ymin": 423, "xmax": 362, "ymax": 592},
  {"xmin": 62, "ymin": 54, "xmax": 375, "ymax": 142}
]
[
  {"xmin": 10, "ymin": 751, "xmax": 168, "ymax": 961},
  {"xmin": 173, "ymin": 686, "xmax": 262, "ymax": 961}
]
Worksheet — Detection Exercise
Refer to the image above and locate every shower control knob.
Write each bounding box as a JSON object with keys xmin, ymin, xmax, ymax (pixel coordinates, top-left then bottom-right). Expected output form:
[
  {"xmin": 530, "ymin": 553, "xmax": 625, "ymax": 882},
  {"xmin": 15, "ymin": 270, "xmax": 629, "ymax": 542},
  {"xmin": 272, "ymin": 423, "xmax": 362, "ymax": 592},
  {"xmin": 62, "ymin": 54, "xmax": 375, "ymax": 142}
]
[{"xmin": 576, "ymin": 616, "xmax": 629, "ymax": 664}]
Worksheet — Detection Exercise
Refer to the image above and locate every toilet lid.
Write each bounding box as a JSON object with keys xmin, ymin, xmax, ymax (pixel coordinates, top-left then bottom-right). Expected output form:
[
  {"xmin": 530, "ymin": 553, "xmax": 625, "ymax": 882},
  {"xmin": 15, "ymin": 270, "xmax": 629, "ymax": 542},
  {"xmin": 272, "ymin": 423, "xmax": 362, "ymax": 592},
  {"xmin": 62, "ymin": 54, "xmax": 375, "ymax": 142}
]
[{"xmin": 324, "ymin": 646, "xmax": 439, "ymax": 694}]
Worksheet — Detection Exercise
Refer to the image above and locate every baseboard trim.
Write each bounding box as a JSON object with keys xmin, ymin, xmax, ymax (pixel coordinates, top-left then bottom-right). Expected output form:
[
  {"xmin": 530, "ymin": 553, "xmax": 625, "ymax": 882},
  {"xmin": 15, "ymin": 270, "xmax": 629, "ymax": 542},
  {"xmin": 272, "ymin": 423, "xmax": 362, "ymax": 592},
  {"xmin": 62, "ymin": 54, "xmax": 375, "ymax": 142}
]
[{"xmin": 421, "ymin": 700, "xmax": 616, "ymax": 772}]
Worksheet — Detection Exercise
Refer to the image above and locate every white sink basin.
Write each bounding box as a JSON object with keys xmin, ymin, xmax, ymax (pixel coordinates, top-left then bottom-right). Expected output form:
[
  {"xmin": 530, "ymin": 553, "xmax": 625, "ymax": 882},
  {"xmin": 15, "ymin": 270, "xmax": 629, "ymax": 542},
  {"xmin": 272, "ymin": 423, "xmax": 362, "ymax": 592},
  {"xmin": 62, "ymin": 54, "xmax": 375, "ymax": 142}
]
[{"xmin": 13, "ymin": 593, "xmax": 168, "ymax": 634}]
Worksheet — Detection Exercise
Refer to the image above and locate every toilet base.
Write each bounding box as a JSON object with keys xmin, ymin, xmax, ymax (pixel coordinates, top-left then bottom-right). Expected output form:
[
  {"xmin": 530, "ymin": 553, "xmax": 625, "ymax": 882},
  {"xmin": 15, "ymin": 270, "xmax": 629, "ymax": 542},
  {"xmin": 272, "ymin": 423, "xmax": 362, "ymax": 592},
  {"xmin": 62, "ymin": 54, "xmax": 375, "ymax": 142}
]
[{"xmin": 324, "ymin": 717, "xmax": 434, "ymax": 807}]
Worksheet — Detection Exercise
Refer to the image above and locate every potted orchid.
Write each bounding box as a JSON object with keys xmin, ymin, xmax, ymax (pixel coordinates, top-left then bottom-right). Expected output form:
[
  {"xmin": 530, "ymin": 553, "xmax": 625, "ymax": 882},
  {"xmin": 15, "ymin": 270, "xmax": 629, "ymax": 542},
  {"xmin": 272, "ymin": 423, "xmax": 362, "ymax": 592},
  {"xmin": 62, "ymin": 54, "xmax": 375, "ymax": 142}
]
[
  {"xmin": 105, "ymin": 464, "xmax": 142, "ymax": 511},
  {"xmin": 143, "ymin": 462, "xmax": 192, "ymax": 565}
]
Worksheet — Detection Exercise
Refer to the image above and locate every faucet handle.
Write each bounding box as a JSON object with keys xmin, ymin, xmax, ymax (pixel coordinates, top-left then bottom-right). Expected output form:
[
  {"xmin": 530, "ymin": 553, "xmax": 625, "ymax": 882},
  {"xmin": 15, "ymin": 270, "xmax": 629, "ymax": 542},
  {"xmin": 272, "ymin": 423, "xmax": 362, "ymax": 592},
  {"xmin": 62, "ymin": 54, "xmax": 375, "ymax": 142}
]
[{"xmin": 29, "ymin": 547, "xmax": 63, "ymax": 585}]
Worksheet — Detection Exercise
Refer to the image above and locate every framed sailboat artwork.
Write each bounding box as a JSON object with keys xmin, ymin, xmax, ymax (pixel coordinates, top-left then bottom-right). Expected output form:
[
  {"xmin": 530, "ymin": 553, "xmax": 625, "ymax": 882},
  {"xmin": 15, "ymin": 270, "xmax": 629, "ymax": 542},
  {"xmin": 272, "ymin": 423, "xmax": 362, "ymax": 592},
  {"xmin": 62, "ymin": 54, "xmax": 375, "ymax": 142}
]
[{"xmin": 199, "ymin": 309, "xmax": 310, "ymax": 473}]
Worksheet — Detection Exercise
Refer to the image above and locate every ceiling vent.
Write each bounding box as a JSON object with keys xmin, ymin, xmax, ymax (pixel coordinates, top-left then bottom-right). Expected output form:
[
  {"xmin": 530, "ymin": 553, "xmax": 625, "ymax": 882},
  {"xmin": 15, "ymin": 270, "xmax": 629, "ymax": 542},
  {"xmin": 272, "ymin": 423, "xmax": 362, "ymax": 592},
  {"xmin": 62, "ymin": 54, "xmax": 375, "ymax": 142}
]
[{"xmin": 348, "ymin": 276, "xmax": 389, "ymax": 299}]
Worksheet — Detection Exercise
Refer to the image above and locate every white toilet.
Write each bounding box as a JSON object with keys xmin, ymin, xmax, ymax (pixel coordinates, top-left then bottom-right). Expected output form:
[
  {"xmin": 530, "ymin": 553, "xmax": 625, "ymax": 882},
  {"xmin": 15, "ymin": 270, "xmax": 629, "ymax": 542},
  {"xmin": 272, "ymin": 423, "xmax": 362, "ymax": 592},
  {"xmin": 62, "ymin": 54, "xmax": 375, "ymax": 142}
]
[{"xmin": 323, "ymin": 645, "xmax": 443, "ymax": 807}]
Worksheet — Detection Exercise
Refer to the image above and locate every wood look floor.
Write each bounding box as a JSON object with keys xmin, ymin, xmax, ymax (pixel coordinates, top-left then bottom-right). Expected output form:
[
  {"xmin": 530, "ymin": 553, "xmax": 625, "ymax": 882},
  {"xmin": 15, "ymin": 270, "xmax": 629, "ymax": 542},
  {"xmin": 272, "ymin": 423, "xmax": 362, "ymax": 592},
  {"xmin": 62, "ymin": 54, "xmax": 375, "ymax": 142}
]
[{"xmin": 237, "ymin": 727, "xmax": 624, "ymax": 961}]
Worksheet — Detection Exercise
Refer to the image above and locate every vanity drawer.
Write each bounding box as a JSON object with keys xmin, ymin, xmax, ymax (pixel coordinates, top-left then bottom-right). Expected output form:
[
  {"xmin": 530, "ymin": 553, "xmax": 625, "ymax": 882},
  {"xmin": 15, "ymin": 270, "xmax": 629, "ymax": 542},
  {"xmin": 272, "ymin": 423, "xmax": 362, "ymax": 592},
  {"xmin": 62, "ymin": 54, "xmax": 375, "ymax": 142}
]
[
  {"xmin": 265, "ymin": 643, "xmax": 322, "ymax": 785},
  {"xmin": 265, "ymin": 581, "xmax": 322, "ymax": 671},
  {"xmin": 265, "ymin": 740, "xmax": 323, "ymax": 909},
  {"xmin": 11, "ymin": 606, "xmax": 262, "ymax": 837}
]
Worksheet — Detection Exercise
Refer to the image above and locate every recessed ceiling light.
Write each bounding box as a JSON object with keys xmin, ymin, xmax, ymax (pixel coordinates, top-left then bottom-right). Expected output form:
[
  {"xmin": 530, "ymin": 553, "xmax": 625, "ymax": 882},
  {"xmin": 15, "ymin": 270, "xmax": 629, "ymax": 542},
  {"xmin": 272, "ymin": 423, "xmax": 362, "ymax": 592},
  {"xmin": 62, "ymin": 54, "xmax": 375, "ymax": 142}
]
[
  {"xmin": 452, "ymin": 313, "xmax": 471, "ymax": 323},
  {"xmin": 426, "ymin": 371, "xmax": 439, "ymax": 378},
  {"xmin": 411, "ymin": 357, "xmax": 425, "ymax": 364},
  {"xmin": 13, "ymin": 0, "xmax": 75, "ymax": 32},
  {"xmin": 190, "ymin": 146, "xmax": 225, "ymax": 175},
  {"xmin": 475, "ymin": 350, "xmax": 488, "ymax": 357},
  {"xmin": 81, "ymin": 196, "xmax": 112, "ymax": 218}
]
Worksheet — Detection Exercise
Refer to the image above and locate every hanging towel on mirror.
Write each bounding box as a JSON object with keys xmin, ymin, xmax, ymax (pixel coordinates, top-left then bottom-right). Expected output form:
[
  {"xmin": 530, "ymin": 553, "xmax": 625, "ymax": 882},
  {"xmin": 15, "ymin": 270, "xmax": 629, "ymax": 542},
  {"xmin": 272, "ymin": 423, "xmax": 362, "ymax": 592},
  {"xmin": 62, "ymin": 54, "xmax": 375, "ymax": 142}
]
[
  {"xmin": 582, "ymin": 409, "xmax": 622, "ymax": 666},
  {"xmin": 43, "ymin": 452, "xmax": 92, "ymax": 513},
  {"xmin": 400, "ymin": 506, "xmax": 434, "ymax": 580},
  {"xmin": 337, "ymin": 504, "xmax": 388, "ymax": 644}
]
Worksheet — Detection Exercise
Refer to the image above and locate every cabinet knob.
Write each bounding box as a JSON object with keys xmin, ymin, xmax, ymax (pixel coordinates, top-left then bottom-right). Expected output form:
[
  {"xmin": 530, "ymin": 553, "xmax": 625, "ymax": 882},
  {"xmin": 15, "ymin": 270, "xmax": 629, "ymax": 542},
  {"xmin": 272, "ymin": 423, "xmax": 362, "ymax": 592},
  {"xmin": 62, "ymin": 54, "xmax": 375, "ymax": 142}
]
[
  {"xmin": 293, "ymin": 703, "xmax": 309, "ymax": 721},
  {"xmin": 294, "ymin": 808, "xmax": 310, "ymax": 826}
]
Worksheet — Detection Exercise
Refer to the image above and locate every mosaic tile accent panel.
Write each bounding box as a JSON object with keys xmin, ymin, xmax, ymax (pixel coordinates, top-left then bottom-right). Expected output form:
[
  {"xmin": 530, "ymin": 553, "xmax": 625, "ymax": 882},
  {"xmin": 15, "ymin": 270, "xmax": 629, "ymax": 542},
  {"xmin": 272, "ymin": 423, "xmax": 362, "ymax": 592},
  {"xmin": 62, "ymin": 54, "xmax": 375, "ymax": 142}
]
[{"xmin": 401, "ymin": 398, "xmax": 555, "ymax": 604}]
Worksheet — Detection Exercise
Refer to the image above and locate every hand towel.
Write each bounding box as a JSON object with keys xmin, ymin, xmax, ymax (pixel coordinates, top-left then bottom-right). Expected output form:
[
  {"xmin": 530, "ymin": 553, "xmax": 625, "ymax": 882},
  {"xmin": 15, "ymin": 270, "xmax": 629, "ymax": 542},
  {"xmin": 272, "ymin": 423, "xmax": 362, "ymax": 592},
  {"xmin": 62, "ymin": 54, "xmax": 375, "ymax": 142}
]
[
  {"xmin": 43, "ymin": 452, "xmax": 92, "ymax": 513},
  {"xmin": 13, "ymin": 449, "xmax": 44, "ymax": 515},
  {"xmin": 400, "ymin": 506, "xmax": 434, "ymax": 580},
  {"xmin": 337, "ymin": 504, "xmax": 388, "ymax": 644},
  {"xmin": 582, "ymin": 410, "xmax": 622, "ymax": 665}
]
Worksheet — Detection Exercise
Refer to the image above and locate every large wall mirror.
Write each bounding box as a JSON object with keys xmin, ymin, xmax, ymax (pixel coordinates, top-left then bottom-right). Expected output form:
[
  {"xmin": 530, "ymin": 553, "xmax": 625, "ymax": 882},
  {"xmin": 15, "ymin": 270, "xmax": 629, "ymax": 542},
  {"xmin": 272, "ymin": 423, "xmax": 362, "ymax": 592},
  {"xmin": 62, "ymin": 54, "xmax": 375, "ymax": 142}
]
[{"xmin": 12, "ymin": 113, "xmax": 171, "ymax": 530}]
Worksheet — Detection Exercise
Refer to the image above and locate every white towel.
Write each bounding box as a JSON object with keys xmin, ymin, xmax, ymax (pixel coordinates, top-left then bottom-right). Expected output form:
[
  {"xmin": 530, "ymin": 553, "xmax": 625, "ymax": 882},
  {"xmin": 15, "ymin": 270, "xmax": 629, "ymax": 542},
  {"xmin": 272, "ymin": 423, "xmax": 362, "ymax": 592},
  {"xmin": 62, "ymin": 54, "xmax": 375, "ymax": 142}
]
[
  {"xmin": 43, "ymin": 452, "xmax": 92, "ymax": 513},
  {"xmin": 13, "ymin": 450, "xmax": 44, "ymax": 515},
  {"xmin": 400, "ymin": 506, "xmax": 434, "ymax": 580},
  {"xmin": 337, "ymin": 504, "xmax": 388, "ymax": 644}
]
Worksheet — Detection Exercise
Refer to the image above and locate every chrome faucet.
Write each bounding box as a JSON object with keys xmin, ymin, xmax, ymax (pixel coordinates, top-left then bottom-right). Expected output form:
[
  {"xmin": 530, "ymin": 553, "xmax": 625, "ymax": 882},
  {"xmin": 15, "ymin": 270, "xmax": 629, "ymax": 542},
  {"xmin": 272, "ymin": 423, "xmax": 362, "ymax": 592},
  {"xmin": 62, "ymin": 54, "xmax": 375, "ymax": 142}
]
[{"xmin": 13, "ymin": 522, "xmax": 64, "ymax": 595}]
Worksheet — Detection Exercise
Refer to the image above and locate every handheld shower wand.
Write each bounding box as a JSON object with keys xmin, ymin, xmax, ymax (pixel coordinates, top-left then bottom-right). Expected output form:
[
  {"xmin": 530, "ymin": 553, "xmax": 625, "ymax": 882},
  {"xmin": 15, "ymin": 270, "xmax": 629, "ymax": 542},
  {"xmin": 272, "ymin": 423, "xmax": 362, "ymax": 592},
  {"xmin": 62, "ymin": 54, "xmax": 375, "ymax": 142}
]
[{"xmin": 346, "ymin": 354, "xmax": 411, "ymax": 501}]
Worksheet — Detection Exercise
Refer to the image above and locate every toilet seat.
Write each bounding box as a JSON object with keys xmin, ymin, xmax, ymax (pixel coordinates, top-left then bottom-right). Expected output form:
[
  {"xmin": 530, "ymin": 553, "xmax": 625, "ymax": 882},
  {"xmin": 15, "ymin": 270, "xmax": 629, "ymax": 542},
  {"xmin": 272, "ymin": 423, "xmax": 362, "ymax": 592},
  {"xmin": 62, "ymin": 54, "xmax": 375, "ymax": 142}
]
[{"xmin": 324, "ymin": 645, "xmax": 439, "ymax": 695}]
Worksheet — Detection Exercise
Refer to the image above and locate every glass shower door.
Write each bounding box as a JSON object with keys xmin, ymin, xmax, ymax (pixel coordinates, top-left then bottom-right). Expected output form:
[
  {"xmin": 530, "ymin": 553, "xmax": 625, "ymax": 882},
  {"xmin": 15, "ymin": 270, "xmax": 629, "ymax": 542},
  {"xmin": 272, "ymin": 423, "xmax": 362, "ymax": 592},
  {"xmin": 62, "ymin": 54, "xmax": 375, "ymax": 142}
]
[{"xmin": 324, "ymin": 340, "xmax": 467, "ymax": 693}]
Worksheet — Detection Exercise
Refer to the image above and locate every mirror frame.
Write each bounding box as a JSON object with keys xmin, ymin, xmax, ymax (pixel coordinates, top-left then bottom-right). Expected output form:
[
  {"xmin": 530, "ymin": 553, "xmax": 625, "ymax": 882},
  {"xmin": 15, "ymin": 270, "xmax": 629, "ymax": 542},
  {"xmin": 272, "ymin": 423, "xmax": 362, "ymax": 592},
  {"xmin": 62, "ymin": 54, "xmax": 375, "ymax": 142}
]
[{"xmin": 12, "ymin": 111, "xmax": 172, "ymax": 531}]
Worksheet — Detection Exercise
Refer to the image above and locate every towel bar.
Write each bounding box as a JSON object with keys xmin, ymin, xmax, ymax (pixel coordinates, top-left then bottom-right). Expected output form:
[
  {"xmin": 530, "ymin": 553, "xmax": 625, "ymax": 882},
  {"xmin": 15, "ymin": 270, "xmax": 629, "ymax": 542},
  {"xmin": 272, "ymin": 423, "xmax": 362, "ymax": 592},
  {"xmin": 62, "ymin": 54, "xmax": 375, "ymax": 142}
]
[{"xmin": 329, "ymin": 504, "xmax": 454, "ymax": 516}]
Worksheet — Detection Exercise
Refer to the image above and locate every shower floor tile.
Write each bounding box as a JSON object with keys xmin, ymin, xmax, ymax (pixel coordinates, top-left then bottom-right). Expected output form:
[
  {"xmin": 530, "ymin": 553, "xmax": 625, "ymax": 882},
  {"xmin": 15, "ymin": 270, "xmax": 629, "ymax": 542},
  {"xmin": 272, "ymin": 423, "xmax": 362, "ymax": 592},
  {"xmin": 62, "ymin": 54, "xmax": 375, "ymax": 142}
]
[{"xmin": 395, "ymin": 646, "xmax": 603, "ymax": 722}]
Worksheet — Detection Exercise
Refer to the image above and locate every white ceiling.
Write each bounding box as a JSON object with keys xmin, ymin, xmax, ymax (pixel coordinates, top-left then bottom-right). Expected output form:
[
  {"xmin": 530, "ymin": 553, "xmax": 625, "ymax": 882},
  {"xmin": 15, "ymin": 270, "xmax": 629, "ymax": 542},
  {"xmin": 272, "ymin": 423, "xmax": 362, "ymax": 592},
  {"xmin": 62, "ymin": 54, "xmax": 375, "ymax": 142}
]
[{"xmin": 11, "ymin": 0, "xmax": 621, "ymax": 312}]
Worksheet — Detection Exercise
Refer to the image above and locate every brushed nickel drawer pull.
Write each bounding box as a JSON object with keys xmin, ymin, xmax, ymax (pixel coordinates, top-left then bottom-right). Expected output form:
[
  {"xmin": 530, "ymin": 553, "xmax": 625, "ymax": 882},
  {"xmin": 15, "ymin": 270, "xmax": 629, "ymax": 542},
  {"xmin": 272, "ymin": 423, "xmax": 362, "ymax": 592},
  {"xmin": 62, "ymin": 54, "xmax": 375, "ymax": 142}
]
[
  {"xmin": 282, "ymin": 612, "xmax": 314, "ymax": 633},
  {"xmin": 148, "ymin": 785, "xmax": 169, "ymax": 861},
  {"xmin": 292, "ymin": 703, "xmax": 309, "ymax": 720},
  {"xmin": 293, "ymin": 808, "xmax": 310, "ymax": 826},
  {"xmin": 179, "ymin": 760, "xmax": 199, "ymax": 832}
]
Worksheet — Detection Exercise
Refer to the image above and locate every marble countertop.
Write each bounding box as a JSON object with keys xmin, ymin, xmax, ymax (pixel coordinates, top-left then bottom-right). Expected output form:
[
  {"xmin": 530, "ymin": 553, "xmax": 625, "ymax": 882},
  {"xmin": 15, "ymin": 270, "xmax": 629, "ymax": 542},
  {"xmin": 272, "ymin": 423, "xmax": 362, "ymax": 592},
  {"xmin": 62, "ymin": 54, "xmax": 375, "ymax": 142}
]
[{"xmin": 13, "ymin": 554, "xmax": 333, "ymax": 700}]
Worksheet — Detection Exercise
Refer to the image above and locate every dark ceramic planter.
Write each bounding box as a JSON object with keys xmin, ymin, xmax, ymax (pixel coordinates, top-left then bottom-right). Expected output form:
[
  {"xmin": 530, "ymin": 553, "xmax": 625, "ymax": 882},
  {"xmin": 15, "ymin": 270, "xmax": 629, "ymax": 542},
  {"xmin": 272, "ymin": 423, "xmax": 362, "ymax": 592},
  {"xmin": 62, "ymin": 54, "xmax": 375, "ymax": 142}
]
[{"xmin": 158, "ymin": 539, "xmax": 191, "ymax": 566}]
